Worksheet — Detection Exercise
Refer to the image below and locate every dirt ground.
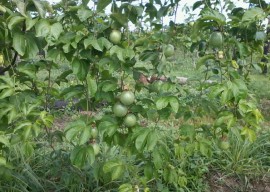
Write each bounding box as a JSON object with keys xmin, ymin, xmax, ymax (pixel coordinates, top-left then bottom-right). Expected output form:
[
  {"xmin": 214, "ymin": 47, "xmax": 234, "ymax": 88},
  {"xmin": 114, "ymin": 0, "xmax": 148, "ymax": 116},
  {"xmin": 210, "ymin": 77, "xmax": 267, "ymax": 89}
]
[{"xmin": 207, "ymin": 171, "xmax": 270, "ymax": 192}]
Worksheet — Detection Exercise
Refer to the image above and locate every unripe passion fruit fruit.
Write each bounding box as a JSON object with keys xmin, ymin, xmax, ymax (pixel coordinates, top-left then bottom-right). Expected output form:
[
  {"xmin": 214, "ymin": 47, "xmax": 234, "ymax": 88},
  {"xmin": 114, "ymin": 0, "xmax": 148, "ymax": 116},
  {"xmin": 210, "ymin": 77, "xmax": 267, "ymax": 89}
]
[
  {"xmin": 209, "ymin": 32, "xmax": 223, "ymax": 48},
  {"xmin": 163, "ymin": 44, "xmax": 174, "ymax": 57},
  {"xmin": 124, "ymin": 114, "xmax": 137, "ymax": 127},
  {"xmin": 120, "ymin": 91, "xmax": 135, "ymax": 106},
  {"xmin": 92, "ymin": 143, "xmax": 100, "ymax": 155},
  {"xmin": 113, "ymin": 102, "xmax": 128, "ymax": 117},
  {"xmin": 109, "ymin": 30, "xmax": 121, "ymax": 44},
  {"xmin": 91, "ymin": 128, "xmax": 98, "ymax": 139}
]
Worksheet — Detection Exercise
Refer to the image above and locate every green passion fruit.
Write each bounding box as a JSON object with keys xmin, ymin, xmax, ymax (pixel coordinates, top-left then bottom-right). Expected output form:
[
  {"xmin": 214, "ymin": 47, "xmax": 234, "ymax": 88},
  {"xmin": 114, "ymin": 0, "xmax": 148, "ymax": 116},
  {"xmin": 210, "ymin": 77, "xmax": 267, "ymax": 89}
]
[
  {"xmin": 124, "ymin": 114, "xmax": 137, "ymax": 127},
  {"xmin": 113, "ymin": 102, "xmax": 128, "ymax": 117},
  {"xmin": 120, "ymin": 91, "xmax": 135, "ymax": 106}
]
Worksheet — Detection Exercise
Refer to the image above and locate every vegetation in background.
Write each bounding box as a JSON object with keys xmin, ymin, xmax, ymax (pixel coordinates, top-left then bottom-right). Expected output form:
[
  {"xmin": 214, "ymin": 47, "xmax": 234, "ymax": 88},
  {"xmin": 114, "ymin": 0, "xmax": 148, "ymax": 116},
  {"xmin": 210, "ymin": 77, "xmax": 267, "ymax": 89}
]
[{"xmin": 0, "ymin": 0, "xmax": 269, "ymax": 191}]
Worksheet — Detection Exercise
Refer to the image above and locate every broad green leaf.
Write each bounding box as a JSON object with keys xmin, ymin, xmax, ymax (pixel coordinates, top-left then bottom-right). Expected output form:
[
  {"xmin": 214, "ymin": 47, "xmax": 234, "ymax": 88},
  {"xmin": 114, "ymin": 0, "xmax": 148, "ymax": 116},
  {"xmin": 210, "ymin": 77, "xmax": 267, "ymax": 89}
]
[
  {"xmin": 241, "ymin": 127, "xmax": 256, "ymax": 142},
  {"xmin": 152, "ymin": 149, "xmax": 162, "ymax": 169},
  {"xmin": 97, "ymin": 0, "xmax": 112, "ymax": 12},
  {"xmin": 50, "ymin": 22, "xmax": 63, "ymax": 39},
  {"xmin": 0, "ymin": 5, "xmax": 6, "ymax": 13},
  {"xmin": 169, "ymin": 96, "xmax": 179, "ymax": 113},
  {"xmin": 47, "ymin": 48, "xmax": 66, "ymax": 62},
  {"xmin": 135, "ymin": 129, "xmax": 150, "ymax": 151},
  {"xmin": 8, "ymin": 15, "xmax": 25, "ymax": 30},
  {"xmin": 25, "ymin": 35, "xmax": 39, "ymax": 58},
  {"xmin": 26, "ymin": 17, "xmax": 38, "ymax": 31},
  {"xmin": 0, "ymin": 88, "xmax": 14, "ymax": 99},
  {"xmin": 242, "ymin": 7, "xmax": 265, "ymax": 23},
  {"xmin": 13, "ymin": 33, "xmax": 26, "ymax": 56},
  {"xmin": 61, "ymin": 85, "xmax": 85, "ymax": 100},
  {"xmin": 35, "ymin": 19, "xmax": 50, "ymax": 37},
  {"xmin": 98, "ymin": 119, "xmax": 118, "ymax": 137},
  {"xmin": 0, "ymin": 156, "xmax": 7, "ymax": 166},
  {"xmin": 86, "ymin": 75, "xmax": 97, "ymax": 97},
  {"xmin": 32, "ymin": 0, "xmax": 46, "ymax": 18},
  {"xmin": 145, "ymin": 130, "xmax": 158, "ymax": 151},
  {"xmin": 13, "ymin": 0, "xmax": 26, "ymax": 16},
  {"xmin": 0, "ymin": 135, "xmax": 10, "ymax": 147},
  {"xmin": 65, "ymin": 120, "xmax": 91, "ymax": 145},
  {"xmin": 98, "ymin": 37, "xmax": 112, "ymax": 50},
  {"xmin": 156, "ymin": 97, "xmax": 169, "ymax": 110},
  {"xmin": 119, "ymin": 184, "xmax": 133, "ymax": 192},
  {"xmin": 110, "ymin": 13, "xmax": 128, "ymax": 26},
  {"xmin": 200, "ymin": 8, "xmax": 226, "ymax": 26},
  {"xmin": 70, "ymin": 145, "xmax": 95, "ymax": 168},
  {"xmin": 110, "ymin": 45, "xmax": 124, "ymax": 61},
  {"xmin": 72, "ymin": 58, "xmax": 89, "ymax": 80},
  {"xmin": 77, "ymin": 8, "xmax": 93, "ymax": 22},
  {"xmin": 101, "ymin": 80, "xmax": 118, "ymax": 92},
  {"xmin": 84, "ymin": 37, "xmax": 102, "ymax": 51},
  {"xmin": 103, "ymin": 160, "xmax": 124, "ymax": 180},
  {"xmin": 196, "ymin": 55, "xmax": 215, "ymax": 69}
]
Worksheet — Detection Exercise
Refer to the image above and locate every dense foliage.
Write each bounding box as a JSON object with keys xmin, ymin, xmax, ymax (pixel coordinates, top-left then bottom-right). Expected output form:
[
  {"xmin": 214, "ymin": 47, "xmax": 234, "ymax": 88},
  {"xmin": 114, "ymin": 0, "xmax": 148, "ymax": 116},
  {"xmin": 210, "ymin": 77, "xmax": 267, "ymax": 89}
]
[{"xmin": 0, "ymin": 0, "xmax": 269, "ymax": 191}]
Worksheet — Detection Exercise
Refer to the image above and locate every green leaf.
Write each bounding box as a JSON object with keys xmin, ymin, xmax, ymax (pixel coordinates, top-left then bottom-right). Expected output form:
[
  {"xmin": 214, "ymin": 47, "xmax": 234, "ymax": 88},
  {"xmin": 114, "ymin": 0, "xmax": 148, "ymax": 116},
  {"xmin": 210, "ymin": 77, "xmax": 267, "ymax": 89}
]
[
  {"xmin": 200, "ymin": 8, "xmax": 226, "ymax": 26},
  {"xmin": 86, "ymin": 75, "xmax": 97, "ymax": 98},
  {"xmin": 180, "ymin": 124, "xmax": 195, "ymax": 141},
  {"xmin": 25, "ymin": 35, "xmax": 39, "ymax": 58},
  {"xmin": 241, "ymin": 127, "xmax": 256, "ymax": 142},
  {"xmin": 70, "ymin": 145, "xmax": 95, "ymax": 168},
  {"xmin": 103, "ymin": 160, "xmax": 125, "ymax": 180},
  {"xmin": 13, "ymin": 33, "xmax": 26, "ymax": 56},
  {"xmin": 72, "ymin": 58, "xmax": 89, "ymax": 80},
  {"xmin": 0, "ymin": 135, "xmax": 10, "ymax": 147},
  {"xmin": 13, "ymin": 0, "xmax": 26, "ymax": 16},
  {"xmin": 196, "ymin": 54, "xmax": 215, "ymax": 69},
  {"xmin": 84, "ymin": 36, "xmax": 103, "ymax": 51},
  {"xmin": 65, "ymin": 120, "xmax": 91, "ymax": 145},
  {"xmin": 97, "ymin": 0, "xmax": 112, "ymax": 12},
  {"xmin": 242, "ymin": 7, "xmax": 265, "ymax": 23},
  {"xmin": 61, "ymin": 85, "xmax": 85, "ymax": 100},
  {"xmin": 169, "ymin": 96, "xmax": 179, "ymax": 113},
  {"xmin": 110, "ymin": 45, "xmax": 124, "ymax": 61},
  {"xmin": 0, "ymin": 156, "xmax": 7, "ymax": 166},
  {"xmin": 110, "ymin": 13, "xmax": 128, "ymax": 26},
  {"xmin": 156, "ymin": 97, "xmax": 169, "ymax": 110},
  {"xmin": 77, "ymin": 8, "xmax": 93, "ymax": 22},
  {"xmin": 119, "ymin": 184, "xmax": 133, "ymax": 192},
  {"xmin": 32, "ymin": 0, "xmax": 46, "ymax": 18},
  {"xmin": 35, "ymin": 19, "xmax": 50, "ymax": 37},
  {"xmin": 50, "ymin": 22, "xmax": 63, "ymax": 39},
  {"xmin": 145, "ymin": 130, "xmax": 158, "ymax": 151},
  {"xmin": 25, "ymin": 17, "xmax": 38, "ymax": 31},
  {"xmin": 135, "ymin": 129, "xmax": 150, "ymax": 151},
  {"xmin": 8, "ymin": 15, "xmax": 25, "ymax": 30},
  {"xmin": 98, "ymin": 119, "xmax": 118, "ymax": 137}
]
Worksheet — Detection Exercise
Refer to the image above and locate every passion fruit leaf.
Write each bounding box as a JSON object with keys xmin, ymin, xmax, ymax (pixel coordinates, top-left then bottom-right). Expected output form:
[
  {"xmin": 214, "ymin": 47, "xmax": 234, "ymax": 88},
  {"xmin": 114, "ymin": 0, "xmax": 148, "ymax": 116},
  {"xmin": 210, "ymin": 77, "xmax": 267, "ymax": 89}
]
[
  {"xmin": 103, "ymin": 160, "xmax": 125, "ymax": 180},
  {"xmin": 242, "ymin": 7, "xmax": 265, "ymax": 24},
  {"xmin": 13, "ymin": 33, "xmax": 26, "ymax": 56},
  {"xmin": 135, "ymin": 129, "xmax": 150, "ymax": 151},
  {"xmin": 86, "ymin": 75, "xmax": 97, "ymax": 98},
  {"xmin": 77, "ymin": 8, "xmax": 93, "ymax": 22},
  {"xmin": 119, "ymin": 183, "xmax": 133, "ymax": 192},
  {"xmin": 169, "ymin": 96, "xmax": 179, "ymax": 113},
  {"xmin": 156, "ymin": 97, "xmax": 170, "ymax": 110},
  {"xmin": 200, "ymin": 8, "xmax": 226, "ymax": 26},
  {"xmin": 97, "ymin": 0, "xmax": 111, "ymax": 12},
  {"xmin": 70, "ymin": 145, "xmax": 95, "ymax": 168}
]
